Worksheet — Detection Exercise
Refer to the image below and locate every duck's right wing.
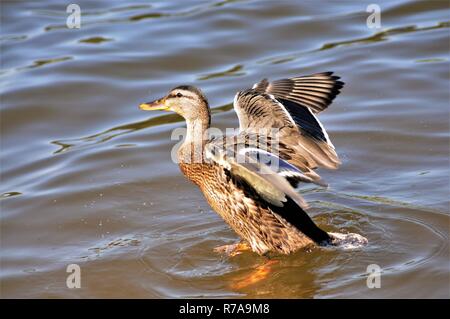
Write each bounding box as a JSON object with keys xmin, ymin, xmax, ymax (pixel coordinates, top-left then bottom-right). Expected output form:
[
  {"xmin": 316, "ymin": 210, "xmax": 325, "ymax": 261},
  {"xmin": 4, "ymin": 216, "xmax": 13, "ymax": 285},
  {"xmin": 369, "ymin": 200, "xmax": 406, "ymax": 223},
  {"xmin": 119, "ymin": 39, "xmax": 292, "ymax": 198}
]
[
  {"xmin": 252, "ymin": 72, "xmax": 344, "ymax": 114},
  {"xmin": 233, "ymin": 72, "xmax": 344, "ymax": 174}
]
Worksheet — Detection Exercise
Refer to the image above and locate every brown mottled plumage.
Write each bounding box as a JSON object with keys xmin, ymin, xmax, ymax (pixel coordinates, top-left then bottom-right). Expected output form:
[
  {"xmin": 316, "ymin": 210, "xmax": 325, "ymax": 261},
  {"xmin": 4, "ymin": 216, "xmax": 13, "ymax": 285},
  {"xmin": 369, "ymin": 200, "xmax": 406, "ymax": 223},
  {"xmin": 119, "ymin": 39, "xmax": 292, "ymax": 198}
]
[{"xmin": 140, "ymin": 72, "xmax": 344, "ymax": 255}]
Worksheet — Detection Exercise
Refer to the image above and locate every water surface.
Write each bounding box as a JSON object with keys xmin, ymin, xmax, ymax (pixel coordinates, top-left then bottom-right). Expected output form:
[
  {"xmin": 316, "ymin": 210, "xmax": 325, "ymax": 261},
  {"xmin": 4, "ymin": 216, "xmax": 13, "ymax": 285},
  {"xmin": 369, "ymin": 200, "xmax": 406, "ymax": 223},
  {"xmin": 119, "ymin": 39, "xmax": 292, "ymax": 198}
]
[{"xmin": 1, "ymin": 0, "xmax": 449, "ymax": 298}]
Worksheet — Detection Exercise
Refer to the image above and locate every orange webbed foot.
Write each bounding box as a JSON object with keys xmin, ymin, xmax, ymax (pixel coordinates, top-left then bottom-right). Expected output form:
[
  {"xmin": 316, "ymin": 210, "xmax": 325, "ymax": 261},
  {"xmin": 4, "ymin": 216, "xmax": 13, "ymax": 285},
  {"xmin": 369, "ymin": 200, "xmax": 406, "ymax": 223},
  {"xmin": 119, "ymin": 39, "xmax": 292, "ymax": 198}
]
[{"xmin": 214, "ymin": 241, "xmax": 251, "ymax": 257}]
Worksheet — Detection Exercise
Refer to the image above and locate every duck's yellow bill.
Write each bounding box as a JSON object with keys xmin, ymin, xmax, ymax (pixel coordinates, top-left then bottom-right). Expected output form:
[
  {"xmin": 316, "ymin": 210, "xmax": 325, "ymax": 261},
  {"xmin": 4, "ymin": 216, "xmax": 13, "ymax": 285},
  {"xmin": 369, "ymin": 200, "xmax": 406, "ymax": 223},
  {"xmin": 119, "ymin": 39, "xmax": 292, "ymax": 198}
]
[{"xmin": 139, "ymin": 98, "xmax": 170, "ymax": 111}]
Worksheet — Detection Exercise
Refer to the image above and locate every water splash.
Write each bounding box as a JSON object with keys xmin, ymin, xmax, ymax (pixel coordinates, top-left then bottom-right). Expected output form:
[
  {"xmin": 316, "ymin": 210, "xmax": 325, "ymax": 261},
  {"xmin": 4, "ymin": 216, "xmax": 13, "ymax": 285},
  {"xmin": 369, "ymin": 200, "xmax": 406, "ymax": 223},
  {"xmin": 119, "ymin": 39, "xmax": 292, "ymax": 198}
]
[{"xmin": 328, "ymin": 232, "xmax": 368, "ymax": 250}]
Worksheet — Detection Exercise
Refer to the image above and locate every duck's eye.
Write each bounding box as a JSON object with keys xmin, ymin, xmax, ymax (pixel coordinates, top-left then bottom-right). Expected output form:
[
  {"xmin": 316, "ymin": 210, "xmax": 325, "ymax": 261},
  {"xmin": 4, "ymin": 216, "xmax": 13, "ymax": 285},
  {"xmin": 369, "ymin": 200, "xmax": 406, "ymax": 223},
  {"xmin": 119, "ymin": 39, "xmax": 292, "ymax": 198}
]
[{"xmin": 176, "ymin": 92, "xmax": 183, "ymax": 98}]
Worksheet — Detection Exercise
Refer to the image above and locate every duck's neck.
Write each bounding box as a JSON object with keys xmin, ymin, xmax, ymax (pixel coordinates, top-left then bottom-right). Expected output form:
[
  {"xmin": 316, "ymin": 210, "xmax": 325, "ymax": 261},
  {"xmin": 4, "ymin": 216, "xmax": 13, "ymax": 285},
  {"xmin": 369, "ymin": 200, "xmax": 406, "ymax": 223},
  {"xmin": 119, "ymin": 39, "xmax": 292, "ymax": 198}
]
[
  {"xmin": 178, "ymin": 110, "xmax": 211, "ymax": 164},
  {"xmin": 184, "ymin": 117, "xmax": 210, "ymax": 144}
]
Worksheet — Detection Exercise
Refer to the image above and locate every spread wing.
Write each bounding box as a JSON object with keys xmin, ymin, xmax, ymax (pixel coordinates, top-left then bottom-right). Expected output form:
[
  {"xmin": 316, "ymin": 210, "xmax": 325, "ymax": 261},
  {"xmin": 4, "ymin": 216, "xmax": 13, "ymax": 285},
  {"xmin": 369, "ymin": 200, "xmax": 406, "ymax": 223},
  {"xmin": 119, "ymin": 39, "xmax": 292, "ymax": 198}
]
[
  {"xmin": 233, "ymin": 72, "xmax": 344, "ymax": 178},
  {"xmin": 252, "ymin": 72, "xmax": 344, "ymax": 114}
]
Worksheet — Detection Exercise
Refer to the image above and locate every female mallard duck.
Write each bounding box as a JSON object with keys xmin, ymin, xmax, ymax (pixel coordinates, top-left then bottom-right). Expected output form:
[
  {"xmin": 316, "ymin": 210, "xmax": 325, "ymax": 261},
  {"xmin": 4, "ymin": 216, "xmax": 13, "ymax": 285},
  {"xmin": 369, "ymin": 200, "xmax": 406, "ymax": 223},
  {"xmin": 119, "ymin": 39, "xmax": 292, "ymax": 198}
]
[{"xmin": 140, "ymin": 72, "xmax": 344, "ymax": 255}]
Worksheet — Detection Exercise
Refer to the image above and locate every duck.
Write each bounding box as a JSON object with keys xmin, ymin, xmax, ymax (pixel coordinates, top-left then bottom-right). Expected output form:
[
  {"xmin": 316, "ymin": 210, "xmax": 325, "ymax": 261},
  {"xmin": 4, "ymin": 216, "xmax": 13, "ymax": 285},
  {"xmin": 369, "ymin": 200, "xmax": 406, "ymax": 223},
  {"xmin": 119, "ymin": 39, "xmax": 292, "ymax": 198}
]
[{"xmin": 139, "ymin": 72, "xmax": 344, "ymax": 256}]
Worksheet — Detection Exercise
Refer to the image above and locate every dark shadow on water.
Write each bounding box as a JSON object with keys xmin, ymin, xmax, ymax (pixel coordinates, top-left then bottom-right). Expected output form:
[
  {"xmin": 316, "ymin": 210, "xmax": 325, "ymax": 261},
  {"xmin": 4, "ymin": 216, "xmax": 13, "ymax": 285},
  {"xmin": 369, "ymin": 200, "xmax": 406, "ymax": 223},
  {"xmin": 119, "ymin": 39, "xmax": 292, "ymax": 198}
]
[
  {"xmin": 78, "ymin": 36, "xmax": 113, "ymax": 44},
  {"xmin": 43, "ymin": 0, "xmax": 249, "ymax": 31},
  {"xmin": 0, "ymin": 191, "xmax": 22, "ymax": 200},
  {"xmin": 198, "ymin": 64, "xmax": 245, "ymax": 81},
  {"xmin": 24, "ymin": 56, "xmax": 72, "ymax": 70},
  {"xmin": 259, "ymin": 21, "xmax": 450, "ymax": 65}
]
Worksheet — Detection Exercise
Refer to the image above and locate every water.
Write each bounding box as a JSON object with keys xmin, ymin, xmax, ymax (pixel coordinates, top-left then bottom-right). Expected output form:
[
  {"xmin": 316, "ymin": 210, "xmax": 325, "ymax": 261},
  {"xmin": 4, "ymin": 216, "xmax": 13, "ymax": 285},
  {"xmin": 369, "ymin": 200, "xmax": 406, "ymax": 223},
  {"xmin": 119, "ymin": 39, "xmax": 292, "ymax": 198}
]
[{"xmin": 1, "ymin": 0, "xmax": 449, "ymax": 298}]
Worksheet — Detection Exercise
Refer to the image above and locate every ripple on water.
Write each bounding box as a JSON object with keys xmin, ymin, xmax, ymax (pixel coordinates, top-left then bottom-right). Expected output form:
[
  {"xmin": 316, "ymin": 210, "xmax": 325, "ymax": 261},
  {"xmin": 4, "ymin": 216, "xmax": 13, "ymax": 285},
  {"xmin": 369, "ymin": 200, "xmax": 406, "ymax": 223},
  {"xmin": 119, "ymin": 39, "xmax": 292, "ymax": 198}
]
[{"xmin": 1, "ymin": 0, "xmax": 449, "ymax": 298}]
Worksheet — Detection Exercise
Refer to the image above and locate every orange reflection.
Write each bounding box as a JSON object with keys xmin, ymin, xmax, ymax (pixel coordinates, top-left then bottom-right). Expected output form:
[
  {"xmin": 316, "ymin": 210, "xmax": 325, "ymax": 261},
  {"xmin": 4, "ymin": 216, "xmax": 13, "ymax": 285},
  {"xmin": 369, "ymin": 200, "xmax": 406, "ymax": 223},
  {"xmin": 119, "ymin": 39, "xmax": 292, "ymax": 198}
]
[{"xmin": 231, "ymin": 260, "xmax": 278, "ymax": 290}]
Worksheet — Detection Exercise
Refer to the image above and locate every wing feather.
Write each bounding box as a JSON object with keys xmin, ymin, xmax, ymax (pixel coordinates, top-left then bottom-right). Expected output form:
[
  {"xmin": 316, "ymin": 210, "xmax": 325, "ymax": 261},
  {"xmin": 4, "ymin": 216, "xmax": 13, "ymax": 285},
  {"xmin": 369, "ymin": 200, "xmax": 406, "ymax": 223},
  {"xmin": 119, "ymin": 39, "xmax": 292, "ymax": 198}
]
[
  {"xmin": 205, "ymin": 141, "xmax": 309, "ymax": 209},
  {"xmin": 204, "ymin": 141, "xmax": 331, "ymax": 245},
  {"xmin": 233, "ymin": 72, "xmax": 344, "ymax": 172},
  {"xmin": 253, "ymin": 72, "xmax": 344, "ymax": 114}
]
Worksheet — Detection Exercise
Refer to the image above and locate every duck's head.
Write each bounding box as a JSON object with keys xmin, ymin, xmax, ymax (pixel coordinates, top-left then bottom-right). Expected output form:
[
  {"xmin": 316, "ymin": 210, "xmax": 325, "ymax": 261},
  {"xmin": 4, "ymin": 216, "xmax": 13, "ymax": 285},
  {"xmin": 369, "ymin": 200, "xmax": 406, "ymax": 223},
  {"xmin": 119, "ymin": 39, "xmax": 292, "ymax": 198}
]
[{"xmin": 140, "ymin": 85, "xmax": 210, "ymax": 124}]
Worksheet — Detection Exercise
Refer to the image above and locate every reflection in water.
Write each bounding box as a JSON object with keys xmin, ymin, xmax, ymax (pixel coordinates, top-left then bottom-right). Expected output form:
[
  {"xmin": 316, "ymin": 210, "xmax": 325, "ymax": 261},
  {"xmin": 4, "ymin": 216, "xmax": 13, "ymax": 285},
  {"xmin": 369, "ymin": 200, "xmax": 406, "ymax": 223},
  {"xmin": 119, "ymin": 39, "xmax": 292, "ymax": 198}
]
[
  {"xmin": 0, "ymin": 35, "xmax": 27, "ymax": 42},
  {"xmin": 224, "ymin": 253, "xmax": 320, "ymax": 298},
  {"xmin": 230, "ymin": 259, "xmax": 279, "ymax": 290},
  {"xmin": 27, "ymin": 56, "xmax": 72, "ymax": 69},
  {"xmin": 1, "ymin": 56, "xmax": 74, "ymax": 75},
  {"xmin": 415, "ymin": 58, "xmax": 447, "ymax": 63},
  {"xmin": 43, "ymin": 0, "xmax": 247, "ymax": 31},
  {"xmin": 198, "ymin": 64, "xmax": 245, "ymax": 80},
  {"xmin": 317, "ymin": 22, "xmax": 450, "ymax": 50},
  {"xmin": 79, "ymin": 36, "xmax": 113, "ymax": 44},
  {"xmin": 0, "ymin": 191, "xmax": 22, "ymax": 199},
  {"xmin": 129, "ymin": 12, "xmax": 169, "ymax": 21}
]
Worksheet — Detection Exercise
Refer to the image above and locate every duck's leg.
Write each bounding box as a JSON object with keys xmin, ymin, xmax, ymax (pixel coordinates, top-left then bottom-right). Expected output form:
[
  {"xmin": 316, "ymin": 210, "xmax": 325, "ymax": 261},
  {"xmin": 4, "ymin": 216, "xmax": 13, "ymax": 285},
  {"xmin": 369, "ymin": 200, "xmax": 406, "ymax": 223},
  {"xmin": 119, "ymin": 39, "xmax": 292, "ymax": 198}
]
[{"xmin": 213, "ymin": 241, "xmax": 251, "ymax": 257}]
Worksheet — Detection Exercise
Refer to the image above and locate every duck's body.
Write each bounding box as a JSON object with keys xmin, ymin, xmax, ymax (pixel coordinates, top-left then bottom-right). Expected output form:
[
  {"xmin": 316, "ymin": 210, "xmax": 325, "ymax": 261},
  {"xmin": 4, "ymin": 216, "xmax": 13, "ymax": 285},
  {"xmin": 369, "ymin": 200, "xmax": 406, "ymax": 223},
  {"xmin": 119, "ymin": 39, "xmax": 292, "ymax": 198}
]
[
  {"xmin": 140, "ymin": 72, "xmax": 344, "ymax": 255},
  {"xmin": 179, "ymin": 156, "xmax": 314, "ymax": 254}
]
